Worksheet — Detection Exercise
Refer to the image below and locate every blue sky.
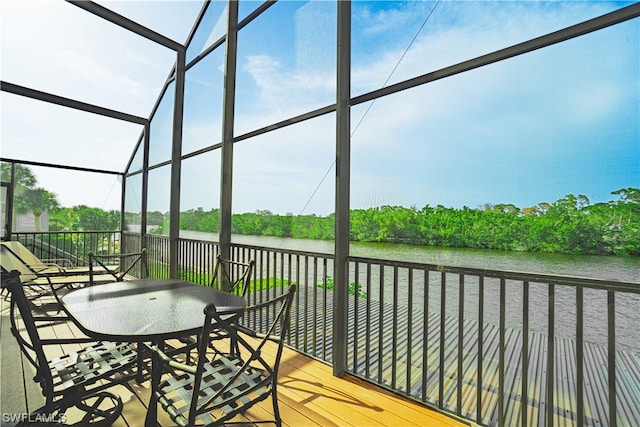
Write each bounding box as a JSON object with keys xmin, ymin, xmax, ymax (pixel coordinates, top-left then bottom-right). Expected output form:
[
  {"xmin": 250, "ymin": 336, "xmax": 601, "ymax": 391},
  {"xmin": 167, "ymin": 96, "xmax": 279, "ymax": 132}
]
[
  {"xmin": 1, "ymin": 1, "xmax": 638, "ymax": 215},
  {"xmin": 347, "ymin": 6, "xmax": 639, "ymax": 211},
  {"xmin": 227, "ymin": 0, "xmax": 639, "ymax": 214}
]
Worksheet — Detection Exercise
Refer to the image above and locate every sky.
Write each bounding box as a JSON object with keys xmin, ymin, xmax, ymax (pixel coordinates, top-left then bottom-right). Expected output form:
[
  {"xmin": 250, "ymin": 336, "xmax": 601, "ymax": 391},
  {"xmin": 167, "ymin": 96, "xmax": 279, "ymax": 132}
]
[{"xmin": 1, "ymin": 0, "xmax": 638, "ymax": 215}]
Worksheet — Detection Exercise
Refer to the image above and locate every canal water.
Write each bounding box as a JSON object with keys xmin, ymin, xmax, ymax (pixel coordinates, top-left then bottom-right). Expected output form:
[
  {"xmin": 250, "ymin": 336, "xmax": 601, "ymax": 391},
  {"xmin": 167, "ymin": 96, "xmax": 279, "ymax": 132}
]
[{"xmin": 181, "ymin": 230, "xmax": 640, "ymax": 352}]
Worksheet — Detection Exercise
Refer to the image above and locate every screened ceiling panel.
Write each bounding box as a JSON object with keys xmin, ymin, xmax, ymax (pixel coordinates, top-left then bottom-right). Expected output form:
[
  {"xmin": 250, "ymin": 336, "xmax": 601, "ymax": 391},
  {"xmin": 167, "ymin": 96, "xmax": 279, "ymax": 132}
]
[
  {"xmin": 185, "ymin": 0, "xmax": 227, "ymax": 63},
  {"xmin": 98, "ymin": 0, "xmax": 202, "ymax": 46},
  {"xmin": 1, "ymin": 0, "xmax": 202, "ymax": 172},
  {"xmin": 1, "ymin": 92, "xmax": 144, "ymax": 172},
  {"xmin": 1, "ymin": 0, "xmax": 182, "ymax": 116}
]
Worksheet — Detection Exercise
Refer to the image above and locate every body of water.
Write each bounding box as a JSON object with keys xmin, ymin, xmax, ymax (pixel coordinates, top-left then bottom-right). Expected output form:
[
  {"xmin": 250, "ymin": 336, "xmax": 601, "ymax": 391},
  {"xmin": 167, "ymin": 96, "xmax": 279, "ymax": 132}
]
[
  {"xmin": 182, "ymin": 230, "xmax": 640, "ymax": 282},
  {"xmin": 180, "ymin": 230, "xmax": 640, "ymax": 352}
]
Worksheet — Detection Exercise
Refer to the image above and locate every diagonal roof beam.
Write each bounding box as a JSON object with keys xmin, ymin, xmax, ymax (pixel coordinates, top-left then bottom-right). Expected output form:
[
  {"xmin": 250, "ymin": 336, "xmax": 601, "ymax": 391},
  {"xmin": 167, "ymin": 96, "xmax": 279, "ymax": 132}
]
[
  {"xmin": 66, "ymin": 0, "xmax": 185, "ymax": 52},
  {"xmin": 1, "ymin": 81, "xmax": 148, "ymax": 125},
  {"xmin": 0, "ymin": 157, "xmax": 123, "ymax": 176}
]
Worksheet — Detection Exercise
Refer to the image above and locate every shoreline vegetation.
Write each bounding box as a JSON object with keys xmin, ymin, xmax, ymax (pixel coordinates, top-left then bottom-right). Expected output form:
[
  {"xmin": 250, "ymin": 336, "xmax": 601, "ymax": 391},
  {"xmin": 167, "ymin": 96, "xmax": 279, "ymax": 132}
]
[{"xmin": 150, "ymin": 188, "xmax": 639, "ymax": 257}]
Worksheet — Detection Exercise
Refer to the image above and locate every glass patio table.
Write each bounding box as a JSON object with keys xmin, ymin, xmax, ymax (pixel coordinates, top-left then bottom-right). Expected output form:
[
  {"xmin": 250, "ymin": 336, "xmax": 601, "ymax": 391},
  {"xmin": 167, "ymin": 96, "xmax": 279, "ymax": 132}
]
[{"xmin": 60, "ymin": 278, "xmax": 246, "ymax": 427}]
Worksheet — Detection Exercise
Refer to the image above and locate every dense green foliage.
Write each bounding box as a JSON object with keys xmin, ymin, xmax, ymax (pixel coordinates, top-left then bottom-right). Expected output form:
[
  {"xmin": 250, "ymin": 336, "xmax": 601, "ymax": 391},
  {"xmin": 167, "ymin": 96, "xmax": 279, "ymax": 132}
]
[
  {"xmin": 2, "ymin": 163, "xmax": 59, "ymax": 230},
  {"xmin": 8, "ymin": 163, "xmax": 634, "ymax": 256},
  {"xmin": 177, "ymin": 189, "xmax": 640, "ymax": 256},
  {"xmin": 347, "ymin": 191, "xmax": 640, "ymax": 255},
  {"xmin": 50, "ymin": 206, "xmax": 120, "ymax": 231},
  {"xmin": 5, "ymin": 167, "xmax": 638, "ymax": 256}
]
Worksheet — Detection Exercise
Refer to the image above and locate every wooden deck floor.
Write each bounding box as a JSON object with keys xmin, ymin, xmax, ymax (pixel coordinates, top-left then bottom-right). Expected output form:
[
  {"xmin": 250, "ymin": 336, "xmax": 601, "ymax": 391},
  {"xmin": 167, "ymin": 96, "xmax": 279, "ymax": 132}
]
[
  {"xmin": 291, "ymin": 288, "xmax": 640, "ymax": 426},
  {"xmin": 0, "ymin": 296, "xmax": 469, "ymax": 427}
]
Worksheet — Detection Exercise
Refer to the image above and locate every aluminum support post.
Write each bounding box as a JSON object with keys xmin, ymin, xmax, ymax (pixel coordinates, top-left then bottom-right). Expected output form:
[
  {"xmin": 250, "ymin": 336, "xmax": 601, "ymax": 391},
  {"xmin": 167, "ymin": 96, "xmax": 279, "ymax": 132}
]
[
  {"xmin": 169, "ymin": 49, "xmax": 186, "ymax": 279},
  {"xmin": 333, "ymin": 0, "xmax": 351, "ymax": 377},
  {"xmin": 219, "ymin": 1, "xmax": 239, "ymax": 262}
]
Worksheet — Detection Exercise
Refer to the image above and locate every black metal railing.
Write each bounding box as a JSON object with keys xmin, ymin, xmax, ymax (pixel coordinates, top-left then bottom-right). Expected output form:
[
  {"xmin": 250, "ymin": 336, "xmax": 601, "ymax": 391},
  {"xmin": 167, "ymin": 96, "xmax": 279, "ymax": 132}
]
[
  {"xmin": 12, "ymin": 231, "xmax": 120, "ymax": 267},
  {"xmin": 162, "ymin": 235, "xmax": 640, "ymax": 426},
  {"xmin": 344, "ymin": 257, "xmax": 640, "ymax": 426},
  {"xmin": 11, "ymin": 231, "xmax": 639, "ymax": 426}
]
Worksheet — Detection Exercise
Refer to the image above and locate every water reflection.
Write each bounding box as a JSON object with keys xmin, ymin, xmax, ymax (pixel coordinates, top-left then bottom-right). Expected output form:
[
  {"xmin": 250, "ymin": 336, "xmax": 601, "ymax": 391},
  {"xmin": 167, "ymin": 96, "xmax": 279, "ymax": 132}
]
[{"xmin": 181, "ymin": 231, "xmax": 640, "ymax": 352}]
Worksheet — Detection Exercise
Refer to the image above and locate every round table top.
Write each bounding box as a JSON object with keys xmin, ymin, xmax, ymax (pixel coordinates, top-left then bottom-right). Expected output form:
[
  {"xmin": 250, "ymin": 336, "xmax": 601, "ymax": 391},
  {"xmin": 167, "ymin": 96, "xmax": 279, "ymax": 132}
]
[{"xmin": 61, "ymin": 278, "xmax": 246, "ymax": 341}]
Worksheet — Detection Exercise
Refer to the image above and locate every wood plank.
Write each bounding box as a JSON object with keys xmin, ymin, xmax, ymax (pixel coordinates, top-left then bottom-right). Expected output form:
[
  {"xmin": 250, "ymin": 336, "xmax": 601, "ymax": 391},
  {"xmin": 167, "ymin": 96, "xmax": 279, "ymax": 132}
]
[
  {"xmin": 2, "ymin": 303, "xmax": 469, "ymax": 427},
  {"xmin": 310, "ymin": 290, "xmax": 640, "ymax": 427},
  {"xmin": 7, "ymin": 286, "xmax": 639, "ymax": 427}
]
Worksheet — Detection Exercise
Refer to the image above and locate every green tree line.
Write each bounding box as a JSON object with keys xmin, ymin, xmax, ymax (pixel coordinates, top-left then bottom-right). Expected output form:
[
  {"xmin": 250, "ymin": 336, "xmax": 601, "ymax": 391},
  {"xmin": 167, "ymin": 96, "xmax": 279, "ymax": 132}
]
[
  {"xmin": 4, "ymin": 164, "xmax": 637, "ymax": 256},
  {"xmin": 177, "ymin": 188, "xmax": 640, "ymax": 256}
]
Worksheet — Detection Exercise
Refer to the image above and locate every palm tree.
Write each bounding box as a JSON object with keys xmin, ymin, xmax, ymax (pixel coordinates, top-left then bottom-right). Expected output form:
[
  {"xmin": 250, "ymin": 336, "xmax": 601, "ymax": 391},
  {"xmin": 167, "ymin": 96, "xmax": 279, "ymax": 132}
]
[
  {"xmin": 21, "ymin": 187, "xmax": 59, "ymax": 231},
  {"xmin": 2, "ymin": 164, "xmax": 38, "ymax": 230},
  {"xmin": 0, "ymin": 163, "xmax": 36, "ymax": 187}
]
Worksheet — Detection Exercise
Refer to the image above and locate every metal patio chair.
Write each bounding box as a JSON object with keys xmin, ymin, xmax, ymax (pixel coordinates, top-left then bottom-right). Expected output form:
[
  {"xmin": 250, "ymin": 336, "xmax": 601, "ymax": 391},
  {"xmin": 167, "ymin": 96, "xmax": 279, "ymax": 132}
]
[
  {"xmin": 149, "ymin": 284, "xmax": 296, "ymax": 426},
  {"xmin": 176, "ymin": 255, "xmax": 255, "ymax": 359},
  {"xmin": 5, "ymin": 270, "xmax": 141, "ymax": 426},
  {"xmin": 1, "ymin": 240, "xmax": 118, "ymax": 276},
  {"xmin": 210, "ymin": 254, "xmax": 255, "ymax": 297},
  {"xmin": 88, "ymin": 248, "xmax": 148, "ymax": 285},
  {"xmin": 0, "ymin": 245, "xmax": 115, "ymax": 317}
]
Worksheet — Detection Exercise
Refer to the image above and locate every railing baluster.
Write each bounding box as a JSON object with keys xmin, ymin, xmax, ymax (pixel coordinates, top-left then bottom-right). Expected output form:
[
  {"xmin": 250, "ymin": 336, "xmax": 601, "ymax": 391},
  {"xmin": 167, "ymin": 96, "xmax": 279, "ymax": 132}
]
[
  {"xmin": 576, "ymin": 286, "xmax": 584, "ymax": 427},
  {"xmin": 439, "ymin": 270, "xmax": 446, "ymax": 408},
  {"xmin": 392, "ymin": 265, "xmax": 398, "ymax": 389},
  {"xmin": 457, "ymin": 273, "xmax": 465, "ymax": 414},
  {"xmin": 319, "ymin": 256, "xmax": 326, "ymax": 360},
  {"xmin": 294, "ymin": 253, "xmax": 300, "ymax": 348},
  {"xmin": 422, "ymin": 268, "xmax": 429, "ymax": 402},
  {"xmin": 407, "ymin": 267, "xmax": 414, "ymax": 395},
  {"xmin": 378, "ymin": 264, "xmax": 384, "ymax": 384},
  {"xmin": 303, "ymin": 255, "xmax": 309, "ymax": 353},
  {"xmin": 547, "ymin": 284, "xmax": 555, "ymax": 427},
  {"xmin": 353, "ymin": 261, "xmax": 360, "ymax": 371},
  {"xmin": 608, "ymin": 290, "xmax": 617, "ymax": 427},
  {"xmin": 522, "ymin": 280, "xmax": 529, "ymax": 427},
  {"xmin": 365, "ymin": 262, "xmax": 372, "ymax": 378},
  {"xmin": 477, "ymin": 275, "xmax": 484, "ymax": 423},
  {"xmin": 286, "ymin": 252, "xmax": 293, "ymax": 343},
  {"xmin": 312, "ymin": 255, "xmax": 319, "ymax": 358},
  {"xmin": 499, "ymin": 277, "xmax": 506, "ymax": 427}
]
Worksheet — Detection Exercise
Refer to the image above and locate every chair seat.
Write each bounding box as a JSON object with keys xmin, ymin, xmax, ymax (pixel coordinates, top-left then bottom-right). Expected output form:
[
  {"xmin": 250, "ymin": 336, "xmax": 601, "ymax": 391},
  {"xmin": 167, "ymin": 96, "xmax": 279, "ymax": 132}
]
[
  {"xmin": 157, "ymin": 355, "xmax": 271, "ymax": 427},
  {"xmin": 48, "ymin": 341, "xmax": 138, "ymax": 393}
]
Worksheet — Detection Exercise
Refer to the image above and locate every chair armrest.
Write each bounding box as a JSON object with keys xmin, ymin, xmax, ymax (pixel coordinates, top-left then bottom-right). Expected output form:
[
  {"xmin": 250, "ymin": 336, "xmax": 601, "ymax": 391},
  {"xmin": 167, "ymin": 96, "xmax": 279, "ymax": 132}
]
[
  {"xmin": 40, "ymin": 337, "xmax": 102, "ymax": 345},
  {"xmin": 41, "ymin": 258, "xmax": 75, "ymax": 268},
  {"xmin": 235, "ymin": 325, "xmax": 278, "ymax": 342},
  {"xmin": 29, "ymin": 262, "xmax": 65, "ymax": 272},
  {"xmin": 236, "ymin": 292, "xmax": 290, "ymax": 342},
  {"xmin": 147, "ymin": 343, "xmax": 197, "ymax": 375}
]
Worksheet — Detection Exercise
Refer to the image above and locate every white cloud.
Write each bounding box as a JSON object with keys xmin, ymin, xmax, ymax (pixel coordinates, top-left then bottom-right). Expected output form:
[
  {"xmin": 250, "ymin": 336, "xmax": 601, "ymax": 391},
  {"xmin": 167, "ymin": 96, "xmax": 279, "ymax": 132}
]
[
  {"xmin": 346, "ymin": 3, "xmax": 638, "ymax": 209},
  {"xmin": 2, "ymin": 0, "xmax": 636, "ymax": 214},
  {"xmin": 227, "ymin": 1, "xmax": 638, "ymax": 213},
  {"xmin": 1, "ymin": 0, "xmax": 179, "ymax": 115}
]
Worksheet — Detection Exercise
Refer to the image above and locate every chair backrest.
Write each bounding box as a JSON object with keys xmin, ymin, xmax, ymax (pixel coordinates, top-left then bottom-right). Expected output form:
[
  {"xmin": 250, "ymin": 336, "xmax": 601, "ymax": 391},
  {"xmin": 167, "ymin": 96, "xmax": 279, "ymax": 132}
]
[
  {"xmin": 0, "ymin": 244, "xmax": 39, "ymax": 282},
  {"xmin": 1, "ymin": 241, "xmax": 44, "ymax": 268},
  {"xmin": 88, "ymin": 248, "xmax": 148, "ymax": 283},
  {"xmin": 5, "ymin": 270, "xmax": 55, "ymax": 395},
  {"xmin": 210, "ymin": 255, "xmax": 255, "ymax": 297},
  {"xmin": 191, "ymin": 284, "xmax": 296, "ymax": 424}
]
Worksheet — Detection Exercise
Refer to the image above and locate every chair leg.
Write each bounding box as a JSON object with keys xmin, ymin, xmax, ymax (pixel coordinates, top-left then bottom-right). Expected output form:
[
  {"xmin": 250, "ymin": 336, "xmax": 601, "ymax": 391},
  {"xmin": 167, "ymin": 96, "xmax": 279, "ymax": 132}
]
[
  {"xmin": 74, "ymin": 392, "xmax": 124, "ymax": 426},
  {"xmin": 272, "ymin": 382, "xmax": 282, "ymax": 427},
  {"xmin": 136, "ymin": 341, "xmax": 147, "ymax": 383},
  {"xmin": 30, "ymin": 391, "xmax": 123, "ymax": 427}
]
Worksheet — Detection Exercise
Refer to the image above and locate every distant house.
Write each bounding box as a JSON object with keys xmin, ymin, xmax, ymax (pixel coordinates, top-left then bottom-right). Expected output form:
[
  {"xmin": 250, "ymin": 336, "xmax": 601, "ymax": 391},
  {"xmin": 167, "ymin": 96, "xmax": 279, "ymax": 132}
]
[
  {"xmin": 14, "ymin": 211, "xmax": 50, "ymax": 232},
  {"xmin": 2, "ymin": 210, "xmax": 50, "ymax": 239}
]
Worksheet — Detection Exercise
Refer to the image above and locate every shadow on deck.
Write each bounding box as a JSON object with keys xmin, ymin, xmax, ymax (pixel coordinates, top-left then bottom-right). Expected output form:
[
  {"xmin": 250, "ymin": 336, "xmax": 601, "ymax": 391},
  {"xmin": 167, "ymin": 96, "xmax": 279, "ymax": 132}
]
[
  {"xmin": 0, "ymin": 295, "xmax": 468, "ymax": 427},
  {"xmin": 287, "ymin": 286, "xmax": 640, "ymax": 426}
]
